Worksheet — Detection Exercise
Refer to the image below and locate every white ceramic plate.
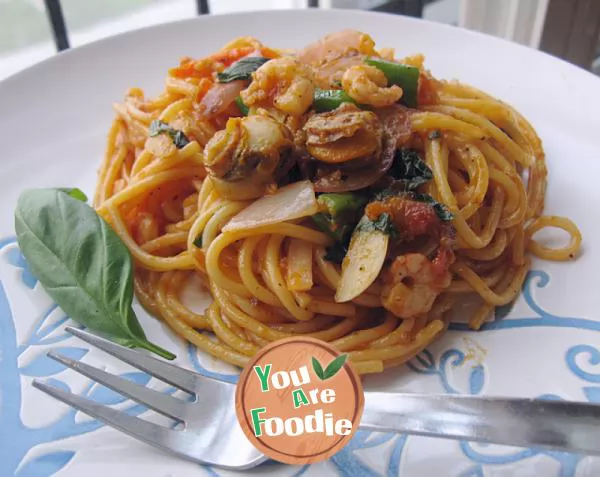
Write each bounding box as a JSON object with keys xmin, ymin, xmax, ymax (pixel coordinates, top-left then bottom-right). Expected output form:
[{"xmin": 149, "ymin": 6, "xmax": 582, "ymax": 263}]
[{"xmin": 2, "ymin": 8, "xmax": 600, "ymax": 477}]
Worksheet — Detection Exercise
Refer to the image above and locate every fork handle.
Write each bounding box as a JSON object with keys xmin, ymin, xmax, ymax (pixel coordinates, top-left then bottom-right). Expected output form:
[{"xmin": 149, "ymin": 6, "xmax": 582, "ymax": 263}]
[{"xmin": 361, "ymin": 392, "xmax": 600, "ymax": 455}]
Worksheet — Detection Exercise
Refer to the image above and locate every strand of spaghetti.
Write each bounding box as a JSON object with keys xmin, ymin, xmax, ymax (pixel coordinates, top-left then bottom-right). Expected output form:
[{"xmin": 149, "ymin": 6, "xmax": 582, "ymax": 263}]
[
  {"xmin": 411, "ymin": 112, "xmax": 486, "ymax": 139},
  {"xmin": 158, "ymin": 98, "xmax": 192, "ymax": 122},
  {"xmin": 202, "ymin": 201, "xmax": 248, "ymax": 248},
  {"xmin": 370, "ymin": 316, "xmax": 416, "ymax": 347},
  {"xmin": 95, "ymin": 119, "xmax": 123, "ymax": 206},
  {"xmin": 132, "ymin": 141, "xmax": 202, "ymax": 181},
  {"xmin": 97, "ymin": 168, "xmax": 200, "ymax": 216},
  {"xmin": 272, "ymin": 315, "xmax": 336, "ymax": 333},
  {"xmin": 133, "ymin": 274, "xmax": 163, "ymax": 318},
  {"xmin": 156, "ymin": 277, "xmax": 248, "ymax": 367},
  {"xmin": 159, "ymin": 271, "xmax": 211, "ymax": 329},
  {"xmin": 425, "ymin": 105, "xmax": 533, "ymax": 167},
  {"xmin": 205, "ymin": 224, "xmax": 330, "ymax": 298},
  {"xmin": 212, "ymin": 283, "xmax": 291, "ymax": 341},
  {"xmin": 165, "ymin": 76, "xmax": 199, "ymax": 97},
  {"xmin": 460, "ymin": 229, "xmax": 508, "ymax": 261},
  {"xmin": 448, "ymin": 261, "xmax": 507, "ymax": 292},
  {"xmin": 130, "ymin": 149, "xmax": 154, "ymax": 177},
  {"xmin": 107, "ymin": 206, "xmax": 196, "ymax": 270},
  {"xmin": 350, "ymin": 320, "xmax": 444, "ymax": 362},
  {"xmin": 263, "ymin": 235, "xmax": 315, "ymax": 321},
  {"xmin": 468, "ymin": 304, "xmax": 495, "ymax": 331},
  {"xmin": 206, "ymin": 304, "xmax": 260, "ymax": 356},
  {"xmin": 142, "ymin": 231, "xmax": 188, "ymax": 253},
  {"xmin": 453, "ymin": 144, "xmax": 489, "ymax": 220},
  {"xmin": 99, "ymin": 145, "xmax": 129, "ymax": 203},
  {"xmin": 438, "ymin": 91, "xmax": 544, "ymax": 160},
  {"xmin": 238, "ymin": 235, "xmax": 280, "ymax": 306},
  {"xmin": 526, "ymin": 216, "xmax": 582, "ymax": 260},
  {"xmin": 351, "ymin": 361, "xmax": 385, "ymax": 375},
  {"xmin": 308, "ymin": 299, "xmax": 356, "ymax": 317},
  {"xmin": 451, "ymin": 257, "xmax": 530, "ymax": 306},
  {"xmin": 527, "ymin": 159, "xmax": 547, "ymax": 220},
  {"xmin": 229, "ymin": 294, "xmax": 289, "ymax": 325},
  {"xmin": 331, "ymin": 314, "xmax": 397, "ymax": 351},
  {"xmin": 512, "ymin": 225, "xmax": 526, "ymax": 266}
]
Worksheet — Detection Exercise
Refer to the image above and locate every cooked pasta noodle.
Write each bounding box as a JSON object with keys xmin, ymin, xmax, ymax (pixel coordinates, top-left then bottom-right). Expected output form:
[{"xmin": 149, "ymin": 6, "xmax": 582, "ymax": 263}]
[{"xmin": 95, "ymin": 31, "xmax": 582, "ymax": 374}]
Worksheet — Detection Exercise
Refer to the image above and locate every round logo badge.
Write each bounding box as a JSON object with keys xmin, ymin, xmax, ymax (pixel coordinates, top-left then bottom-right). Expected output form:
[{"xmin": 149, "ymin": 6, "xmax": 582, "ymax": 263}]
[{"xmin": 235, "ymin": 337, "xmax": 364, "ymax": 465}]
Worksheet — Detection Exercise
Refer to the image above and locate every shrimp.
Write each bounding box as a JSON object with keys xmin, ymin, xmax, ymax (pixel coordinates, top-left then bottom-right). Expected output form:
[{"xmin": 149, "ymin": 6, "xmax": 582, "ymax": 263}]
[
  {"xmin": 381, "ymin": 251, "xmax": 453, "ymax": 319},
  {"xmin": 342, "ymin": 64, "xmax": 403, "ymax": 108},
  {"xmin": 240, "ymin": 57, "xmax": 315, "ymax": 116},
  {"xmin": 367, "ymin": 195, "xmax": 456, "ymax": 318}
]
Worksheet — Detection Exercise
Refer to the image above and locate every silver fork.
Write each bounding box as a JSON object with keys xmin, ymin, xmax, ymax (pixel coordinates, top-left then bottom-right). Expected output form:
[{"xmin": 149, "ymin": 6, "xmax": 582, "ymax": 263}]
[{"xmin": 34, "ymin": 327, "xmax": 600, "ymax": 470}]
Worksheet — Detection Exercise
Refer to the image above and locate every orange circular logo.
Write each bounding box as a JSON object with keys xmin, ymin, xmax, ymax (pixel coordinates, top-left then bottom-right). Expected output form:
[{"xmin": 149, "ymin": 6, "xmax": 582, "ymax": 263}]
[{"xmin": 235, "ymin": 337, "xmax": 364, "ymax": 465}]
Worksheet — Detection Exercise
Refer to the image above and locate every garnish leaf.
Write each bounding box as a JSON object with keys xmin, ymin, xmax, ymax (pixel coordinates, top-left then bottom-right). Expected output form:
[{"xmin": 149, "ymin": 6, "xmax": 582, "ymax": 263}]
[
  {"xmin": 193, "ymin": 234, "xmax": 203, "ymax": 248},
  {"xmin": 312, "ymin": 357, "xmax": 325, "ymax": 380},
  {"xmin": 412, "ymin": 193, "xmax": 455, "ymax": 222},
  {"xmin": 57, "ymin": 188, "xmax": 88, "ymax": 202},
  {"xmin": 14, "ymin": 188, "xmax": 176, "ymax": 360},
  {"xmin": 389, "ymin": 149, "xmax": 433, "ymax": 191},
  {"xmin": 149, "ymin": 120, "xmax": 190, "ymax": 149},
  {"xmin": 357, "ymin": 213, "xmax": 399, "ymax": 239},
  {"xmin": 323, "ymin": 354, "xmax": 348, "ymax": 380},
  {"xmin": 217, "ymin": 57, "xmax": 270, "ymax": 83}
]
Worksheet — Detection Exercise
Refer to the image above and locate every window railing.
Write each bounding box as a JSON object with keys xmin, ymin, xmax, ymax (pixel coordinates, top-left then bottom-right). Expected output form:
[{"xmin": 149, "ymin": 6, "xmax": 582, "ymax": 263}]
[{"xmin": 41, "ymin": 0, "xmax": 427, "ymax": 53}]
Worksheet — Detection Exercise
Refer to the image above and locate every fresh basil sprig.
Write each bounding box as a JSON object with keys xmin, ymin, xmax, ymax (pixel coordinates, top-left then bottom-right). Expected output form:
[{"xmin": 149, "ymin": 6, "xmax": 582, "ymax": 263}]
[{"xmin": 14, "ymin": 188, "xmax": 176, "ymax": 360}]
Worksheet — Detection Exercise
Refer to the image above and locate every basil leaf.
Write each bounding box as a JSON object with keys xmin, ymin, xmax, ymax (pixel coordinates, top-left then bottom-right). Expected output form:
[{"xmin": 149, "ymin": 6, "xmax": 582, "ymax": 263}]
[
  {"xmin": 323, "ymin": 354, "xmax": 348, "ymax": 380},
  {"xmin": 149, "ymin": 120, "xmax": 190, "ymax": 149},
  {"xmin": 217, "ymin": 57, "xmax": 270, "ymax": 83},
  {"xmin": 412, "ymin": 193, "xmax": 454, "ymax": 222},
  {"xmin": 389, "ymin": 149, "xmax": 433, "ymax": 191},
  {"xmin": 56, "ymin": 188, "xmax": 88, "ymax": 202},
  {"xmin": 193, "ymin": 234, "xmax": 203, "ymax": 248},
  {"xmin": 357, "ymin": 213, "xmax": 399, "ymax": 239},
  {"xmin": 14, "ymin": 189, "xmax": 175, "ymax": 360},
  {"xmin": 311, "ymin": 357, "xmax": 325, "ymax": 380}
]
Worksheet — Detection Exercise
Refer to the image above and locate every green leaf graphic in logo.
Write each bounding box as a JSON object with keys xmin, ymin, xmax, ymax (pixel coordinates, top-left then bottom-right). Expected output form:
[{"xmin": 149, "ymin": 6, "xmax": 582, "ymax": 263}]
[{"xmin": 312, "ymin": 354, "xmax": 348, "ymax": 381}]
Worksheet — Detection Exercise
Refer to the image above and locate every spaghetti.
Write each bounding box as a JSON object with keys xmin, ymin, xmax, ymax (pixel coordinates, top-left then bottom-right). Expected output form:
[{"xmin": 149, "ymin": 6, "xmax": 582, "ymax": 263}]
[{"xmin": 95, "ymin": 31, "xmax": 582, "ymax": 374}]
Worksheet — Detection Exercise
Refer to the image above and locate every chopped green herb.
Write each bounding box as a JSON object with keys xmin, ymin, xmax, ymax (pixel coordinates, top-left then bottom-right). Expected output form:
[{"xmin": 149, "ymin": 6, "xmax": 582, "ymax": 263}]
[
  {"xmin": 389, "ymin": 149, "xmax": 433, "ymax": 191},
  {"xmin": 217, "ymin": 57, "xmax": 270, "ymax": 83},
  {"xmin": 149, "ymin": 120, "xmax": 190, "ymax": 149},
  {"xmin": 428, "ymin": 130, "xmax": 442, "ymax": 140},
  {"xmin": 357, "ymin": 213, "xmax": 399, "ymax": 239},
  {"xmin": 412, "ymin": 193, "xmax": 454, "ymax": 222},
  {"xmin": 193, "ymin": 234, "xmax": 203, "ymax": 248}
]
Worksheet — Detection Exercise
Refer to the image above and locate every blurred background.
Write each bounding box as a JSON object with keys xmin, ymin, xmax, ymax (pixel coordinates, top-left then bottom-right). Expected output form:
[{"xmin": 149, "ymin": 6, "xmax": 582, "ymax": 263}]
[{"xmin": 1, "ymin": 0, "xmax": 599, "ymax": 80}]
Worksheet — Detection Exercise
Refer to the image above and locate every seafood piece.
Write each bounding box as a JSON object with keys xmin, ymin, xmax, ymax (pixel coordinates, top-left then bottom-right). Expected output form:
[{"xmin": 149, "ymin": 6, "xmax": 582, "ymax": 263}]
[
  {"xmin": 303, "ymin": 103, "xmax": 382, "ymax": 164},
  {"xmin": 240, "ymin": 57, "xmax": 314, "ymax": 116},
  {"xmin": 342, "ymin": 64, "xmax": 403, "ymax": 108},
  {"xmin": 203, "ymin": 115, "xmax": 295, "ymax": 200}
]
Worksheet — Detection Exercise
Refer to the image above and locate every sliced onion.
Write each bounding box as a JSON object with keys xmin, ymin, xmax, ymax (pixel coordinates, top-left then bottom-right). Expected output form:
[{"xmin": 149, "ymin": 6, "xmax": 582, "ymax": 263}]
[
  {"xmin": 198, "ymin": 80, "xmax": 246, "ymax": 118},
  {"xmin": 286, "ymin": 238, "xmax": 313, "ymax": 291},
  {"xmin": 222, "ymin": 181, "xmax": 319, "ymax": 232},
  {"xmin": 335, "ymin": 226, "xmax": 389, "ymax": 303}
]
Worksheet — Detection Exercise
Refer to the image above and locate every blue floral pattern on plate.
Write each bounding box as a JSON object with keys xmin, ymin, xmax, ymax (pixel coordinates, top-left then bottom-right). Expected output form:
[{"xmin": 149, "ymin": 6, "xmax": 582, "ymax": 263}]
[{"xmin": 1, "ymin": 236, "xmax": 599, "ymax": 476}]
